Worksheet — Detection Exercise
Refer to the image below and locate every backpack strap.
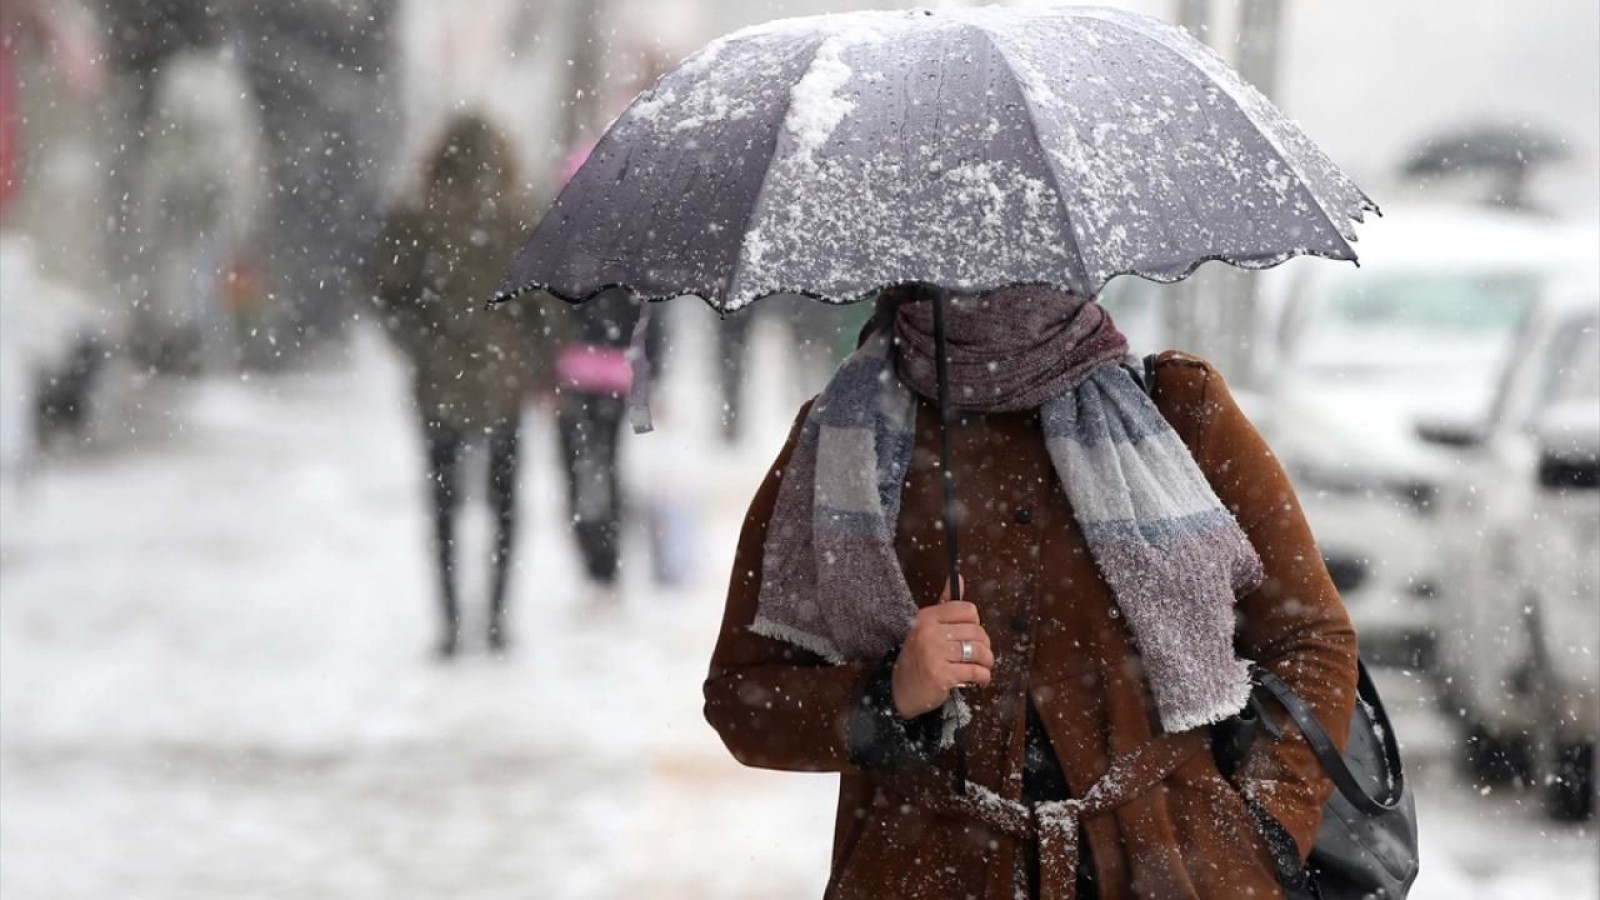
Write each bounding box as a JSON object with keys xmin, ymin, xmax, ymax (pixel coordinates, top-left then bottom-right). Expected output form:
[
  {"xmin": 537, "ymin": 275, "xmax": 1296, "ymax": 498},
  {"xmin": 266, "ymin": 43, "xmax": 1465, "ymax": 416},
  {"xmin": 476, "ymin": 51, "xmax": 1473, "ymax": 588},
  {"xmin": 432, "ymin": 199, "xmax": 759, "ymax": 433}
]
[{"xmin": 1122, "ymin": 352, "xmax": 1163, "ymax": 396}]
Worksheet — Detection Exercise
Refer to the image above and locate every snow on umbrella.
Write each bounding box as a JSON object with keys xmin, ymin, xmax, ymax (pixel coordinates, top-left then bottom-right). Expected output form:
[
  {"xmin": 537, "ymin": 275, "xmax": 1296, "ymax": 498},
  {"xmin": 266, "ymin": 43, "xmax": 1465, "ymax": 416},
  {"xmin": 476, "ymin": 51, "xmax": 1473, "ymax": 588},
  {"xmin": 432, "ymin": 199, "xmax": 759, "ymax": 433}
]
[
  {"xmin": 494, "ymin": 4, "xmax": 1376, "ymax": 617},
  {"xmin": 496, "ymin": 5, "xmax": 1376, "ymax": 311}
]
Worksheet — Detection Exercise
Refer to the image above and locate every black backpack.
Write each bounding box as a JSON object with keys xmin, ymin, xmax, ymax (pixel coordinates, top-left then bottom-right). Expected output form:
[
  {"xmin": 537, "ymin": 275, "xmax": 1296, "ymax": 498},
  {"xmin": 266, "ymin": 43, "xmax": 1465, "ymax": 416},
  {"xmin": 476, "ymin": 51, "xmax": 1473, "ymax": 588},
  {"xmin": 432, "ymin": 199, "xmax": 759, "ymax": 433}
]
[{"xmin": 1131, "ymin": 354, "xmax": 1420, "ymax": 900}]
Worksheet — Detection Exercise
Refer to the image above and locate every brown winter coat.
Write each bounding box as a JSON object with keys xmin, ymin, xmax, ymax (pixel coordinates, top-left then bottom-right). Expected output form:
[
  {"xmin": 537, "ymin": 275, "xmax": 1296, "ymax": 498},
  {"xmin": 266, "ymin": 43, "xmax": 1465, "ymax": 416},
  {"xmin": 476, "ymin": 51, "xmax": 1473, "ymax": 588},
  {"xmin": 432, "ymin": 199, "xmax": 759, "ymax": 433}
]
[
  {"xmin": 704, "ymin": 352, "xmax": 1359, "ymax": 899},
  {"xmin": 369, "ymin": 116, "xmax": 560, "ymax": 430}
]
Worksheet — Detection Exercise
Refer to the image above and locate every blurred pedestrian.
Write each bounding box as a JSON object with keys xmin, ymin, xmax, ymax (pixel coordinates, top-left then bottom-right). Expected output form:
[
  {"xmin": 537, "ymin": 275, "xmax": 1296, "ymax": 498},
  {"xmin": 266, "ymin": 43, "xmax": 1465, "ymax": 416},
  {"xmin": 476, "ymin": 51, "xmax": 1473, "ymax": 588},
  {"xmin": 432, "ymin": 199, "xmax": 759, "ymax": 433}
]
[
  {"xmin": 368, "ymin": 113, "xmax": 556, "ymax": 658},
  {"xmin": 232, "ymin": 0, "xmax": 397, "ymax": 349},
  {"xmin": 134, "ymin": 50, "xmax": 260, "ymax": 373},
  {"xmin": 554, "ymin": 286, "xmax": 647, "ymax": 605},
  {"xmin": 92, "ymin": 0, "xmax": 396, "ymax": 365},
  {"xmin": 549, "ymin": 139, "xmax": 671, "ymax": 605}
]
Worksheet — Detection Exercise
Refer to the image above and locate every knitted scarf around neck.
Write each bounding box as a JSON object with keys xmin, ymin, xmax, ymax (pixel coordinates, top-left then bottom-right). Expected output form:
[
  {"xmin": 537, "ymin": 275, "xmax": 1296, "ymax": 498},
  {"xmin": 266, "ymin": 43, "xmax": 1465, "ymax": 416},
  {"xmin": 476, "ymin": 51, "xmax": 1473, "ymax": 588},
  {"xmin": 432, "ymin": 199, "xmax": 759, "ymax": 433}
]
[{"xmin": 752, "ymin": 286, "xmax": 1263, "ymax": 735}]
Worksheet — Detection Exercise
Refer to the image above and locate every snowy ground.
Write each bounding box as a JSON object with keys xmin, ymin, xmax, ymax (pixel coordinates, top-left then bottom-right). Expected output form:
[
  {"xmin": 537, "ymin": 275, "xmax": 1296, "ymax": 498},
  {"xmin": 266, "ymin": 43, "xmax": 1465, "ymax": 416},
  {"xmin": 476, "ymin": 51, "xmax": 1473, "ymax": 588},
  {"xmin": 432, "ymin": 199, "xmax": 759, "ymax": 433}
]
[{"xmin": 2, "ymin": 312, "xmax": 1595, "ymax": 899}]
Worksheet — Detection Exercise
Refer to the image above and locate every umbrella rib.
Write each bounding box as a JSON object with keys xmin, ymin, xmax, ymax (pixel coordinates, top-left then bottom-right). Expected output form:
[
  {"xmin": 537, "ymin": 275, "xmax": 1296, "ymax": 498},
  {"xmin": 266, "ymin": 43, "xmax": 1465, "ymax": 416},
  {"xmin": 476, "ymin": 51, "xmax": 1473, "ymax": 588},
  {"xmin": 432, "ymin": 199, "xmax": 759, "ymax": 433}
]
[
  {"xmin": 1088, "ymin": 13, "xmax": 1363, "ymax": 257},
  {"xmin": 720, "ymin": 31, "xmax": 835, "ymax": 311},
  {"xmin": 966, "ymin": 24, "xmax": 1095, "ymax": 294},
  {"xmin": 1077, "ymin": 28, "xmax": 1220, "ymax": 273},
  {"xmin": 1031, "ymin": 18, "xmax": 1198, "ymax": 281}
]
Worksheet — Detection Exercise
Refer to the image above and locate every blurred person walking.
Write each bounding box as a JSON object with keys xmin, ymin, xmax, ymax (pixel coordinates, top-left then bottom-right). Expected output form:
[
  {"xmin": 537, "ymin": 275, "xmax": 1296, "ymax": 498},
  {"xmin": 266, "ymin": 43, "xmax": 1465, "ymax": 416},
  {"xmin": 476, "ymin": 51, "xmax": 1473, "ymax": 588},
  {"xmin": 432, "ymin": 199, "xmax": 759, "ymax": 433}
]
[
  {"xmin": 548, "ymin": 140, "xmax": 672, "ymax": 604},
  {"xmin": 133, "ymin": 50, "xmax": 260, "ymax": 373},
  {"xmin": 93, "ymin": 0, "xmax": 396, "ymax": 366},
  {"xmin": 369, "ymin": 113, "xmax": 555, "ymax": 658},
  {"xmin": 554, "ymin": 286, "xmax": 646, "ymax": 605}
]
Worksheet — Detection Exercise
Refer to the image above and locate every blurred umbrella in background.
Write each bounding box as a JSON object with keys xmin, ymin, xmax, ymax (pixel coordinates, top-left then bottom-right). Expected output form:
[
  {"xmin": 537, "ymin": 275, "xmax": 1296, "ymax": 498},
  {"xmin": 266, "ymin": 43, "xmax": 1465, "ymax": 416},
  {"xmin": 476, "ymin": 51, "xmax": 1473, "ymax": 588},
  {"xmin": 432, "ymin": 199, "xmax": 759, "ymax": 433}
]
[{"xmin": 1403, "ymin": 121, "xmax": 1571, "ymax": 212}]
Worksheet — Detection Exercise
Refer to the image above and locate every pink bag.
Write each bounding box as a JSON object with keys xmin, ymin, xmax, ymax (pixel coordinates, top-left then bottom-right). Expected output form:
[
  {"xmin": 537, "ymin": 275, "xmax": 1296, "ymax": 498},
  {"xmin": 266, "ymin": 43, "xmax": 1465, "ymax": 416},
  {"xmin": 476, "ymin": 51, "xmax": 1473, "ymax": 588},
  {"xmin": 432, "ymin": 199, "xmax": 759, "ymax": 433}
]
[{"xmin": 557, "ymin": 344, "xmax": 634, "ymax": 395}]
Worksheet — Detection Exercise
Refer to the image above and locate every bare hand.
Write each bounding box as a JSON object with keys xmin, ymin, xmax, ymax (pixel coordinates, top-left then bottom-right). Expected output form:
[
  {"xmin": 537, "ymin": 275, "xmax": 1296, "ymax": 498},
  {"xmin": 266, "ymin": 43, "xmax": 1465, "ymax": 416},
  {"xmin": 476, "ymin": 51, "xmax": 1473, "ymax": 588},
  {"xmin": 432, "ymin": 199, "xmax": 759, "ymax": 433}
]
[{"xmin": 891, "ymin": 579, "xmax": 993, "ymax": 719}]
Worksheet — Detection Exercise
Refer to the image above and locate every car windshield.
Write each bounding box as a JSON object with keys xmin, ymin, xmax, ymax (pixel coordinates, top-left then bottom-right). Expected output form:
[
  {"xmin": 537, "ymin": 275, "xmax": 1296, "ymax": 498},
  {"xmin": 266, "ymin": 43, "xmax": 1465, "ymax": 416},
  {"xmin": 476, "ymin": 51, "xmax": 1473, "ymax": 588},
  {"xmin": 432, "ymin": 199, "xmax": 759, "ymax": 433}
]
[{"xmin": 1291, "ymin": 269, "xmax": 1540, "ymax": 417}]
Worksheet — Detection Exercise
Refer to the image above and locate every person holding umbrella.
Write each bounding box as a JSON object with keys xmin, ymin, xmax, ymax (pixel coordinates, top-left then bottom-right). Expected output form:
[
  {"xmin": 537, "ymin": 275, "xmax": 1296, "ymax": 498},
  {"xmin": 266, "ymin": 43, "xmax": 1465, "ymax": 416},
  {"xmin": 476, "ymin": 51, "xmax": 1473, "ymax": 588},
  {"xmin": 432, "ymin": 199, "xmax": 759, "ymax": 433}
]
[
  {"xmin": 496, "ymin": 8, "xmax": 1379, "ymax": 897},
  {"xmin": 710, "ymin": 283, "xmax": 1352, "ymax": 899}
]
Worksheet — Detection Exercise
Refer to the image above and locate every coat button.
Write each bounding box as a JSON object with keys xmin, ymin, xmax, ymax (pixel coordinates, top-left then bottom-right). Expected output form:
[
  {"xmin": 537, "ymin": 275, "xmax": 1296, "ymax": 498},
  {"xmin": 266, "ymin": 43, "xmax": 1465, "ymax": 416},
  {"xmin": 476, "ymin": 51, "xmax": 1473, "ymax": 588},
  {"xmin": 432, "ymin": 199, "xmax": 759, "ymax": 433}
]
[
  {"xmin": 1011, "ymin": 613, "xmax": 1030, "ymax": 633},
  {"xmin": 1014, "ymin": 508, "xmax": 1033, "ymax": 525}
]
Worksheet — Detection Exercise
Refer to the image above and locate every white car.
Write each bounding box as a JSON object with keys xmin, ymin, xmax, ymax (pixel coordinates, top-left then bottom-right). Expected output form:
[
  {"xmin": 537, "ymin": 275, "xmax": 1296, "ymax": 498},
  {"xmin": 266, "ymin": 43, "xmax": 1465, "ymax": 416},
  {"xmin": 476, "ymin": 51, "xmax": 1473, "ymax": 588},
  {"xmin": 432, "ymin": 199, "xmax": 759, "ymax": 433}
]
[
  {"xmin": 1261, "ymin": 207, "xmax": 1598, "ymax": 668},
  {"xmin": 1433, "ymin": 289, "xmax": 1599, "ymax": 820}
]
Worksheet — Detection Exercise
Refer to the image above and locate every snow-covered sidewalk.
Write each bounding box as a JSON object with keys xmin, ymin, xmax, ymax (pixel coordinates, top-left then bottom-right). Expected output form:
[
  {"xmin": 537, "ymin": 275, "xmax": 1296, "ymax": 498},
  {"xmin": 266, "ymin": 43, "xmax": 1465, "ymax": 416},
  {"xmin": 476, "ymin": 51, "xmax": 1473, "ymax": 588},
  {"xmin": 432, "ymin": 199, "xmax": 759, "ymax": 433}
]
[{"xmin": 1, "ymin": 319, "xmax": 1594, "ymax": 898}]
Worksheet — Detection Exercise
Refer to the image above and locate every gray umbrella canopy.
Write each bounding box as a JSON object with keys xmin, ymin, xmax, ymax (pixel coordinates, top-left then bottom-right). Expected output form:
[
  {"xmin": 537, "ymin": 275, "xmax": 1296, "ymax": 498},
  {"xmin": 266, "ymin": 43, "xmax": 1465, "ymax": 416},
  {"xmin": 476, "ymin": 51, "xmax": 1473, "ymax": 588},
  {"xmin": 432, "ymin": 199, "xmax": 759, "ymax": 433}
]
[{"xmin": 498, "ymin": 5, "xmax": 1375, "ymax": 311}]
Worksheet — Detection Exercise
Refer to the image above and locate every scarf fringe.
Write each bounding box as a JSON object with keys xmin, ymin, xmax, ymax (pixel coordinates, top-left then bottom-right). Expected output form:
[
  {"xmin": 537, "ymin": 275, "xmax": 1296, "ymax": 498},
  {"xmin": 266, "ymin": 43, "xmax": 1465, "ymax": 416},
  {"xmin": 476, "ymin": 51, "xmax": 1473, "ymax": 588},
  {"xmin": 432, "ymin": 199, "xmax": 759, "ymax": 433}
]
[
  {"xmin": 1156, "ymin": 662, "xmax": 1254, "ymax": 734},
  {"xmin": 747, "ymin": 615, "xmax": 847, "ymax": 666},
  {"xmin": 939, "ymin": 694, "xmax": 972, "ymax": 750}
]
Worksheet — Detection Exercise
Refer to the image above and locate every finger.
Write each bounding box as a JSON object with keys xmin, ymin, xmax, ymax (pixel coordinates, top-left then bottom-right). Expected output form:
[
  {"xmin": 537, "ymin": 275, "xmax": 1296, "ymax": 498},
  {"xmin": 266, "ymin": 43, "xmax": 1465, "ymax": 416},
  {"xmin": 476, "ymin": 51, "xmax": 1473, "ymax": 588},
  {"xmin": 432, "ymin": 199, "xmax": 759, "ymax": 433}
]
[
  {"xmin": 946, "ymin": 663, "xmax": 992, "ymax": 689},
  {"xmin": 937, "ymin": 575, "xmax": 966, "ymax": 603},
  {"xmin": 934, "ymin": 601, "xmax": 980, "ymax": 624},
  {"xmin": 940, "ymin": 623, "xmax": 992, "ymax": 646},
  {"xmin": 947, "ymin": 640, "xmax": 995, "ymax": 669}
]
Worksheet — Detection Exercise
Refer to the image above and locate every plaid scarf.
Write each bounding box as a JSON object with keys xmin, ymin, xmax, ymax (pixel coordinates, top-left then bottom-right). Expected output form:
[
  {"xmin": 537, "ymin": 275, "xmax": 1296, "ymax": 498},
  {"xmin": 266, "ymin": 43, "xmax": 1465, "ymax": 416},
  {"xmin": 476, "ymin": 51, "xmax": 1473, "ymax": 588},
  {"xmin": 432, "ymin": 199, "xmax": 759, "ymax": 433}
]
[{"xmin": 753, "ymin": 289, "xmax": 1263, "ymax": 735}]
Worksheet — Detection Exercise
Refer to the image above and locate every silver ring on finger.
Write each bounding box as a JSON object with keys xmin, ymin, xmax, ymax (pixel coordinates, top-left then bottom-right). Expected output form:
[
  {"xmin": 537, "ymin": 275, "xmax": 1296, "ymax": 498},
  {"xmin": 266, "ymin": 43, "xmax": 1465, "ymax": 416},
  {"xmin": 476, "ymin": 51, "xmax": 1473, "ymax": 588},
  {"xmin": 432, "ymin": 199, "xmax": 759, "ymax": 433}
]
[{"xmin": 959, "ymin": 639, "xmax": 975, "ymax": 663}]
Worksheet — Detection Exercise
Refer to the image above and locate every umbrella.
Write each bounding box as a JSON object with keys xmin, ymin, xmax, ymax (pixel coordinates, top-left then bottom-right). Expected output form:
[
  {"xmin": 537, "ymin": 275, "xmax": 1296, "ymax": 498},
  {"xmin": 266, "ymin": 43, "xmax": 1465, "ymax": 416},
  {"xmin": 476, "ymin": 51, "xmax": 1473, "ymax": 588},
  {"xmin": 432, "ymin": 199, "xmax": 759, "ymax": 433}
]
[{"xmin": 496, "ymin": 5, "xmax": 1376, "ymax": 606}]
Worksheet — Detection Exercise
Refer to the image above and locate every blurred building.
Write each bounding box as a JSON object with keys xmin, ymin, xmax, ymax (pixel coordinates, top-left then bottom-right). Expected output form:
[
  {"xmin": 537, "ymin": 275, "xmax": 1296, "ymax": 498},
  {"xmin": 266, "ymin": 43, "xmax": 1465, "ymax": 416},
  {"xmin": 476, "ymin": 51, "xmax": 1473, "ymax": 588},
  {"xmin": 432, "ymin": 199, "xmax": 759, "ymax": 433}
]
[{"xmin": 8, "ymin": 0, "xmax": 399, "ymax": 368}]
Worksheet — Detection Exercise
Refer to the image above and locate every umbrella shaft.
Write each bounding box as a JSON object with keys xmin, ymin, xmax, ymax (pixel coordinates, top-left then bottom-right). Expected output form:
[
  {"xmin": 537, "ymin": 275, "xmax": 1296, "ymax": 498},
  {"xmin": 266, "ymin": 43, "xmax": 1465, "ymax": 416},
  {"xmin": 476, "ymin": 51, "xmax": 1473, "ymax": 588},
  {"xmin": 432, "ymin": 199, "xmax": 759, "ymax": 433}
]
[
  {"xmin": 933, "ymin": 287, "xmax": 969, "ymax": 796},
  {"xmin": 932, "ymin": 289, "xmax": 962, "ymax": 605}
]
